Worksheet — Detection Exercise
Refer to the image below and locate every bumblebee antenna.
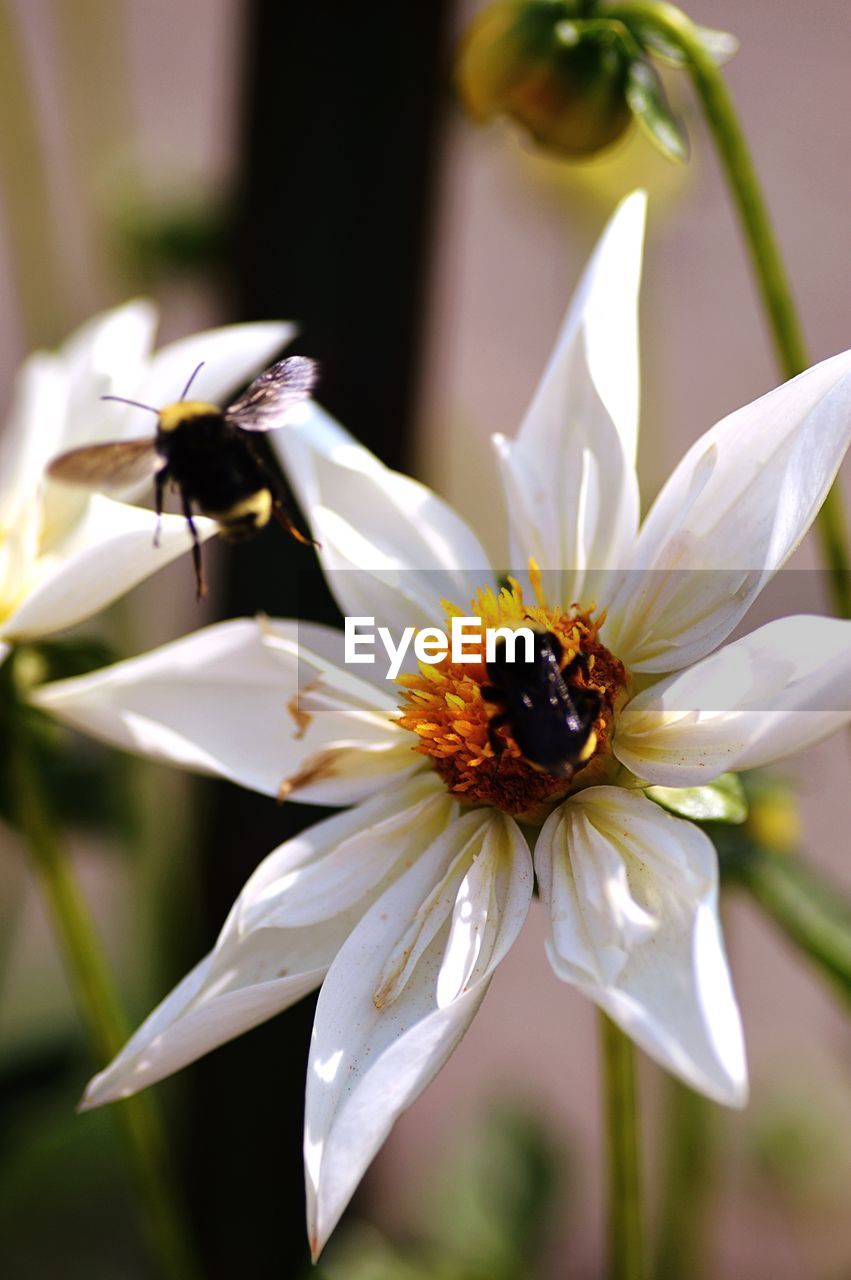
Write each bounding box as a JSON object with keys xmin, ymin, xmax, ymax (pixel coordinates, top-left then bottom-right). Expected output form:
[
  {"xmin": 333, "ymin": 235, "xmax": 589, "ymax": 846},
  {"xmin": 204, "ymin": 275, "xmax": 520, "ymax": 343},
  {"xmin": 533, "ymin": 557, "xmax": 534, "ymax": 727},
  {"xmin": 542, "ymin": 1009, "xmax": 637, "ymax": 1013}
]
[
  {"xmin": 180, "ymin": 362, "xmax": 205, "ymax": 400},
  {"xmin": 101, "ymin": 395, "xmax": 159, "ymax": 414}
]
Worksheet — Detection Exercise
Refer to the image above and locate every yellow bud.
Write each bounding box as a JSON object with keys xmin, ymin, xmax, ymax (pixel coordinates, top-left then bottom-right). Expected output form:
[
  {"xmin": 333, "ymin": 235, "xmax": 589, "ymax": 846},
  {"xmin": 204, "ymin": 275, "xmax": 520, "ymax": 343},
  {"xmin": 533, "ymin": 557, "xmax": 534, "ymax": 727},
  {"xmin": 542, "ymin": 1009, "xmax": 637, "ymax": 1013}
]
[
  {"xmin": 748, "ymin": 785, "xmax": 801, "ymax": 855},
  {"xmin": 456, "ymin": 2, "xmax": 632, "ymax": 158}
]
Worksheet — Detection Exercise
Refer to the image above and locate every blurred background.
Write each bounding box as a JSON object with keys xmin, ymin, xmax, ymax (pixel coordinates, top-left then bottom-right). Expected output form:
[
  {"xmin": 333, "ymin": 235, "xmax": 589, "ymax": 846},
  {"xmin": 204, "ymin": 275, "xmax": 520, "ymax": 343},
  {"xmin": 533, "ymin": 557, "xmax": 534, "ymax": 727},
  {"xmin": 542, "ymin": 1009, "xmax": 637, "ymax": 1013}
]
[{"xmin": 0, "ymin": 1, "xmax": 849, "ymax": 1277}]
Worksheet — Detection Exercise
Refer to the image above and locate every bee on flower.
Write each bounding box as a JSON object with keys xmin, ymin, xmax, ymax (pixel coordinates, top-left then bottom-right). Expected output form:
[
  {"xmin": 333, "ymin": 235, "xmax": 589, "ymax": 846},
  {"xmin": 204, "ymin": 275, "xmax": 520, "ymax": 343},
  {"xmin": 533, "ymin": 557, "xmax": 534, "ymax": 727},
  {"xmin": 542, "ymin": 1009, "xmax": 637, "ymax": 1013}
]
[
  {"xmin": 33, "ymin": 194, "xmax": 851, "ymax": 1258},
  {"xmin": 0, "ymin": 301, "xmax": 297, "ymax": 661}
]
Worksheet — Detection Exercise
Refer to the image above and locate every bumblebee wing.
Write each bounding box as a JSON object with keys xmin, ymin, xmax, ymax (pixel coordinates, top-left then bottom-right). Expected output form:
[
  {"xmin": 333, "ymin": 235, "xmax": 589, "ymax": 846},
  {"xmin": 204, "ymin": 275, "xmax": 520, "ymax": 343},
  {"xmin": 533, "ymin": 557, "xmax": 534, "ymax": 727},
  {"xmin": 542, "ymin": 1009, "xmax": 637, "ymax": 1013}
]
[
  {"xmin": 225, "ymin": 355, "xmax": 318, "ymax": 432},
  {"xmin": 48, "ymin": 438, "xmax": 162, "ymax": 492}
]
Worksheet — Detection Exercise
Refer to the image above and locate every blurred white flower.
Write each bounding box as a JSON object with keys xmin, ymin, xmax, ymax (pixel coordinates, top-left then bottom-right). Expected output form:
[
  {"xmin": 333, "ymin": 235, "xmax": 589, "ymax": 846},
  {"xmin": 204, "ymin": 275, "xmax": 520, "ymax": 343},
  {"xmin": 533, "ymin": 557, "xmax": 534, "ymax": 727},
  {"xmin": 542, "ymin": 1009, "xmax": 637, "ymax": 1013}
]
[
  {"xmin": 34, "ymin": 195, "xmax": 851, "ymax": 1256},
  {"xmin": 0, "ymin": 301, "xmax": 295, "ymax": 660}
]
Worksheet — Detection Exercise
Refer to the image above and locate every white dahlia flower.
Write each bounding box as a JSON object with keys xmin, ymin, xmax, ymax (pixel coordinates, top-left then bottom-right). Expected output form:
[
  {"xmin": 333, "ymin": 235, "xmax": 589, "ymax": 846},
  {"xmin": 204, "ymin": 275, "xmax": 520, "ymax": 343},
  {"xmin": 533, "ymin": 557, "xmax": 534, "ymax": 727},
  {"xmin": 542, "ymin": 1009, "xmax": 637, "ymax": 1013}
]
[{"xmin": 34, "ymin": 194, "xmax": 851, "ymax": 1257}]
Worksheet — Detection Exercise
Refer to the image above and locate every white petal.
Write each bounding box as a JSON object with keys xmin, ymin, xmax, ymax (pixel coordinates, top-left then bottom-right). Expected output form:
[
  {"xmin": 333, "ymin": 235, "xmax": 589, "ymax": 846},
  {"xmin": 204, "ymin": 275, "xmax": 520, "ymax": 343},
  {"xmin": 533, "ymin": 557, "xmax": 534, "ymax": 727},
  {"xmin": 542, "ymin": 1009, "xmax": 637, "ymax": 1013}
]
[
  {"xmin": 240, "ymin": 771, "xmax": 457, "ymax": 932},
  {"xmin": 39, "ymin": 302, "xmax": 161, "ymax": 543},
  {"xmin": 614, "ymin": 614, "xmax": 851, "ymax": 786},
  {"xmin": 274, "ymin": 402, "xmax": 494, "ymax": 632},
  {"xmin": 58, "ymin": 300, "xmax": 159, "ymax": 449},
  {"xmin": 0, "ymin": 354, "xmax": 67, "ymax": 523},
  {"xmin": 493, "ymin": 191, "xmax": 645, "ymax": 600},
  {"xmin": 304, "ymin": 809, "xmax": 531, "ymax": 1257},
  {"xmin": 2, "ymin": 496, "xmax": 215, "ymax": 641},
  {"xmin": 517, "ymin": 192, "xmax": 645, "ymax": 464},
  {"xmin": 137, "ymin": 320, "xmax": 296, "ymax": 415},
  {"xmin": 536, "ymin": 787, "xmax": 747, "ymax": 1106},
  {"xmin": 33, "ymin": 617, "xmax": 419, "ymax": 803},
  {"xmin": 80, "ymin": 950, "xmax": 324, "ymax": 1111},
  {"xmin": 81, "ymin": 775, "xmax": 455, "ymax": 1108},
  {"xmin": 606, "ymin": 350, "xmax": 851, "ymax": 671}
]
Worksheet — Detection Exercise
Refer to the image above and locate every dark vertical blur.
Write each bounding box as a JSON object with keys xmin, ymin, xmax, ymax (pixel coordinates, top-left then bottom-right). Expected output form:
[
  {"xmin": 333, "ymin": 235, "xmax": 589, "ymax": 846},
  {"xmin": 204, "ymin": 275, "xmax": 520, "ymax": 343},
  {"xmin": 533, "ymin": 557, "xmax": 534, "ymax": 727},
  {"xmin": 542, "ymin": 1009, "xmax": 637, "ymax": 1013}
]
[{"xmin": 183, "ymin": 3, "xmax": 451, "ymax": 1275}]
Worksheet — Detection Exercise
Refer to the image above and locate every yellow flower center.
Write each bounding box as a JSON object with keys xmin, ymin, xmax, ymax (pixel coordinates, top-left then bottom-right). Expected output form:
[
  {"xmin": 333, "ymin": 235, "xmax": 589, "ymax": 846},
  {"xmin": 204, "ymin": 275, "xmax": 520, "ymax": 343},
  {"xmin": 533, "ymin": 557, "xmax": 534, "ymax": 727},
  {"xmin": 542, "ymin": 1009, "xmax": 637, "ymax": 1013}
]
[{"xmin": 397, "ymin": 565, "xmax": 630, "ymax": 821}]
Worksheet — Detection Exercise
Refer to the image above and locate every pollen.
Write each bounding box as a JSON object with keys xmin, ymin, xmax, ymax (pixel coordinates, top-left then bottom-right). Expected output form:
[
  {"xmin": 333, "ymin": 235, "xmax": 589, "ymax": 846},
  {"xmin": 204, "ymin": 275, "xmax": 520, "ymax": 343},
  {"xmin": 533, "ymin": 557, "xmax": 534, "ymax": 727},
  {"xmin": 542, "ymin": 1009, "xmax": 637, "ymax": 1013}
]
[{"xmin": 397, "ymin": 573, "xmax": 629, "ymax": 820}]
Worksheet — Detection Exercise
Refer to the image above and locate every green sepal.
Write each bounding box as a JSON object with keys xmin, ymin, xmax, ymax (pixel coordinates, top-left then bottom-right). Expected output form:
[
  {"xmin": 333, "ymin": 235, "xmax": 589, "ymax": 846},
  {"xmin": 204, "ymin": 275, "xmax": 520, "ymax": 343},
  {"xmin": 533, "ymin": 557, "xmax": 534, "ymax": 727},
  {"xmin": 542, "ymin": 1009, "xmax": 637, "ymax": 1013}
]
[
  {"xmin": 626, "ymin": 56, "xmax": 689, "ymax": 162},
  {"xmin": 634, "ymin": 21, "xmax": 739, "ymax": 68},
  {"xmin": 647, "ymin": 773, "xmax": 748, "ymax": 824}
]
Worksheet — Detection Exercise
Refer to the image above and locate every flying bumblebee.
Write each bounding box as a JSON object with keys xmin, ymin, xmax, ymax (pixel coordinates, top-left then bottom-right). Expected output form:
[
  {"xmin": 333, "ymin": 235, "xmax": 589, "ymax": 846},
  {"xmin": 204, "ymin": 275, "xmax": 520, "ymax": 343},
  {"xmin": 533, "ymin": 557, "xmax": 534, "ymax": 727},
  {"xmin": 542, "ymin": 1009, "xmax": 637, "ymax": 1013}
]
[
  {"xmin": 482, "ymin": 629, "xmax": 601, "ymax": 779},
  {"xmin": 48, "ymin": 355, "xmax": 318, "ymax": 599}
]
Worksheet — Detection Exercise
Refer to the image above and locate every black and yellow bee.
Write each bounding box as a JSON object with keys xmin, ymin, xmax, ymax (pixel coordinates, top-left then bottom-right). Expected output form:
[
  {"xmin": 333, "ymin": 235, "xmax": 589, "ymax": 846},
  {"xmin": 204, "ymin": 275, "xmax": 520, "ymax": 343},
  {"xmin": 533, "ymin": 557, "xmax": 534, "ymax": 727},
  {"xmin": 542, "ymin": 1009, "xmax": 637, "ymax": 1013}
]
[
  {"xmin": 482, "ymin": 630, "xmax": 601, "ymax": 779},
  {"xmin": 48, "ymin": 356, "xmax": 318, "ymax": 599}
]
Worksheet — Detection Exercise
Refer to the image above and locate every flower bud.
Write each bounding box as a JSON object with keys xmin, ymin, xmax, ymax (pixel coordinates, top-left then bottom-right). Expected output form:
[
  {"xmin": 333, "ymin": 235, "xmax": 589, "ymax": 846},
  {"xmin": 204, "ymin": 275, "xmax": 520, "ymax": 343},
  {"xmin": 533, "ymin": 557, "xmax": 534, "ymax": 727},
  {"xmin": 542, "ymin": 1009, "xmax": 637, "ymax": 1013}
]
[
  {"xmin": 456, "ymin": 1, "xmax": 632, "ymax": 158},
  {"xmin": 747, "ymin": 780, "xmax": 801, "ymax": 856}
]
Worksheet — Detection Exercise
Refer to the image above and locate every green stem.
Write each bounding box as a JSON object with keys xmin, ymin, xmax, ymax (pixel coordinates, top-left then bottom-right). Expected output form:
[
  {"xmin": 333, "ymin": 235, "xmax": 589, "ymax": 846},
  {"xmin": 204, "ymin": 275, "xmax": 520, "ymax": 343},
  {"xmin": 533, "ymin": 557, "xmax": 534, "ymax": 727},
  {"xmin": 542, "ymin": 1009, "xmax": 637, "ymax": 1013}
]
[
  {"xmin": 721, "ymin": 841, "xmax": 851, "ymax": 1007},
  {"xmin": 655, "ymin": 1078, "xmax": 715, "ymax": 1279},
  {"xmin": 600, "ymin": 1013, "xmax": 645, "ymax": 1280},
  {"xmin": 9, "ymin": 717, "xmax": 201, "ymax": 1280},
  {"xmin": 607, "ymin": 0, "xmax": 851, "ymax": 619}
]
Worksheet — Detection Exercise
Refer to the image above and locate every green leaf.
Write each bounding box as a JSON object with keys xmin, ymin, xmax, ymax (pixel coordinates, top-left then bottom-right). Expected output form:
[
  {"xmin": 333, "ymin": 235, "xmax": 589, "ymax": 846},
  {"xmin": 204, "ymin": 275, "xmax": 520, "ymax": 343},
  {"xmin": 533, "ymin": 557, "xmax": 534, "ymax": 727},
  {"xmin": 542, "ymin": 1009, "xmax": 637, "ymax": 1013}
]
[
  {"xmin": 634, "ymin": 22, "xmax": 738, "ymax": 68},
  {"xmin": 319, "ymin": 1106, "xmax": 564, "ymax": 1280},
  {"xmin": 420, "ymin": 1105, "xmax": 562, "ymax": 1276},
  {"xmin": 717, "ymin": 838, "xmax": 851, "ymax": 1008},
  {"xmin": 647, "ymin": 773, "xmax": 748, "ymax": 824},
  {"xmin": 626, "ymin": 56, "xmax": 689, "ymax": 162}
]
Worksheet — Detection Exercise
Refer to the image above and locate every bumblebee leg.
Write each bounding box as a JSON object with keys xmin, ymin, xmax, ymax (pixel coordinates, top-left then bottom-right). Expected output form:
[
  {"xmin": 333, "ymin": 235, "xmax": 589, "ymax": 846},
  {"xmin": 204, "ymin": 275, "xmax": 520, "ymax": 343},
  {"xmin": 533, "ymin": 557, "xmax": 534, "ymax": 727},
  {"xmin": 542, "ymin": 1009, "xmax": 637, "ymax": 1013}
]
[
  {"xmin": 273, "ymin": 502, "xmax": 320, "ymax": 548},
  {"xmin": 246, "ymin": 441, "xmax": 320, "ymax": 548},
  {"xmin": 480, "ymin": 685, "xmax": 503, "ymax": 704},
  {"xmin": 180, "ymin": 489, "xmax": 207, "ymax": 601},
  {"xmin": 487, "ymin": 712, "xmax": 509, "ymax": 756},
  {"xmin": 153, "ymin": 470, "xmax": 165, "ymax": 548}
]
